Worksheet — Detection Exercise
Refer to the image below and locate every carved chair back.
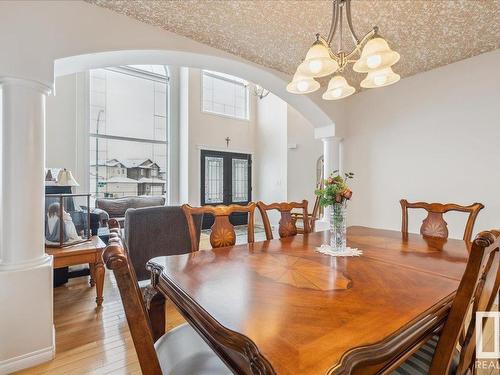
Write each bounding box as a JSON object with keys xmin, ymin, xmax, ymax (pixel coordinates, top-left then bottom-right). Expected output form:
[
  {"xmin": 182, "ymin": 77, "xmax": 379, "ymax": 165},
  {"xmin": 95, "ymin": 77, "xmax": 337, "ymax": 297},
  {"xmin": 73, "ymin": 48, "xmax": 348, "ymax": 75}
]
[
  {"xmin": 429, "ymin": 230, "xmax": 500, "ymax": 375},
  {"xmin": 182, "ymin": 203, "xmax": 256, "ymax": 251},
  {"xmin": 257, "ymin": 200, "xmax": 310, "ymax": 240},
  {"xmin": 102, "ymin": 220, "xmax": 162, "ymax": 375},
  {"xmin": 310, "ymin": 195, "xmax": 321, "ymax": 231},
  {"xmin": 400, "ymin": 199, "xmax": 484, "ymax": 242}
]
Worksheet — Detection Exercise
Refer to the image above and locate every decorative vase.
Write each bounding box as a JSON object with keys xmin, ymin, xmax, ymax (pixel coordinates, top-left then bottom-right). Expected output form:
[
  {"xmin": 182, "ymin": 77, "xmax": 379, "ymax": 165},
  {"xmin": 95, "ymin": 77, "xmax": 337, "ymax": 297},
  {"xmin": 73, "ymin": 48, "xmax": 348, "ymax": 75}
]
[{"xmin": 329, "ymin": 202, "xmax": 347, "ymax": 251}]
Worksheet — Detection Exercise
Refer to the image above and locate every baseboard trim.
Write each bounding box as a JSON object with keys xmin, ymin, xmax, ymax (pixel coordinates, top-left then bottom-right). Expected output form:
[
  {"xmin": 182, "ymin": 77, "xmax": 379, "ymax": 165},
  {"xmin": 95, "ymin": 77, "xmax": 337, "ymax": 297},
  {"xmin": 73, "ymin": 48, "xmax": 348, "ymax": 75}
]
[{"xmin": 0, "ymin": 326, "xmax": 55, "ymax": 375}]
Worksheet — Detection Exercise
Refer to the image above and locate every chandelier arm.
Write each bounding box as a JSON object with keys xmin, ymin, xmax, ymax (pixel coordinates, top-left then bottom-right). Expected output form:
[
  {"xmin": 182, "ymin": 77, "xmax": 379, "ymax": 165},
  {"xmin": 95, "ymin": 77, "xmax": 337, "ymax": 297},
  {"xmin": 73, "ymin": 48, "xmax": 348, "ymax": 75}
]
[
  {"xmin": 345, "ymin": 0, "xmax": 360, "ymax": 44},
  {"xmin": 344, "ymin": 27, "xmax": 377, "ymax": 60},
  {"xmin": 326, "ymin": 1, "xmax": 339, "ymax": 45},
  {"xmin": 316, "ymin": 35, "xmax": 341, "ymax": 63}
]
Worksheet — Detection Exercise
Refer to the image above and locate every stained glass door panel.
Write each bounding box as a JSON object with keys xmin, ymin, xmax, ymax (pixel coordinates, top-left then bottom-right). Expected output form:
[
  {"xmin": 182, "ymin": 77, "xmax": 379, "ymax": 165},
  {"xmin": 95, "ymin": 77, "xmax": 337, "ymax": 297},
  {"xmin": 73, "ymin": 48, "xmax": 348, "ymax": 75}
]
[
  {"xmin": 232, "ymin": 159, "xmax": 249, "ymax": 203},
  {"xmin": 201, "ymin": 150, "xmax": 252, "ymax": 229},
  {"xmin": 204, "ymin": 157, "xmax": 224, "ymax": 204}
]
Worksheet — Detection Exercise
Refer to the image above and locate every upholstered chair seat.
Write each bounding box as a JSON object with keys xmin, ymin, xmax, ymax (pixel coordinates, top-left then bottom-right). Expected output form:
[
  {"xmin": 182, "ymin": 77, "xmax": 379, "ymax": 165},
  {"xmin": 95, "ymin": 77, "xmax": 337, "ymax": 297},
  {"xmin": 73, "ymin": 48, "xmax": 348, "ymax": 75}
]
[
  {"xmin": 154, "ymin": 324, "xmax": 231, "ymax": 375},
  {"xmin": 391, "ymin": 335, "xmax": 459, "ymax": 375}
]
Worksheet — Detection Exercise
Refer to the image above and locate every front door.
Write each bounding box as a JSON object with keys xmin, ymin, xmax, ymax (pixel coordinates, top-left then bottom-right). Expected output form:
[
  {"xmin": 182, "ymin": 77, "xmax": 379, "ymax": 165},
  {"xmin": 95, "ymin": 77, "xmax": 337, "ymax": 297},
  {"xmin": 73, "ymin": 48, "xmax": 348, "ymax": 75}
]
[{"xmin": 200, "ymin": 150, "xmax": 252, "ymax": 229}]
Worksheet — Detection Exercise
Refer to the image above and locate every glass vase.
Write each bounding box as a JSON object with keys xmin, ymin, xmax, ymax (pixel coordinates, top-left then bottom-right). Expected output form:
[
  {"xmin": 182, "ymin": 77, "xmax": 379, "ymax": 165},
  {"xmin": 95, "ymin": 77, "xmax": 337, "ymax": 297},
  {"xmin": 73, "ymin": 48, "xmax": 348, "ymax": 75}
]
[{"xmin": 329, "ymin": 202, "xmax": 347, "ymax": 251}]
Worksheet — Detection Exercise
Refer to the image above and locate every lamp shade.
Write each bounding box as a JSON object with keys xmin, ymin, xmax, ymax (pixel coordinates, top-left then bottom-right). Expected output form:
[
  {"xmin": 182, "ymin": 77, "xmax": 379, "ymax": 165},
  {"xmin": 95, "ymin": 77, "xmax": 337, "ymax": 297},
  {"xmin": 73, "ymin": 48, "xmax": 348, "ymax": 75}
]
[
  {"xmin": 360, "ymin": 67, "xmax": 400, "ymax": 89},
  {"xmin": 57, "ymin": 169, "xmax": 79, "ymax": 186},
  {"xmin": 286, "ymin": 72, "xmax": 320, "ymax": 94},
  {"xmin": 322, "ymin": 75, "xmax": 355, "ymax": 100},
  {"xmin": 353, "ymin": 37, "xmax": 400, "ymax": 73},
  {"xmin": 297, "ymin": 41, "xmax": 339, "ymax": 78}
]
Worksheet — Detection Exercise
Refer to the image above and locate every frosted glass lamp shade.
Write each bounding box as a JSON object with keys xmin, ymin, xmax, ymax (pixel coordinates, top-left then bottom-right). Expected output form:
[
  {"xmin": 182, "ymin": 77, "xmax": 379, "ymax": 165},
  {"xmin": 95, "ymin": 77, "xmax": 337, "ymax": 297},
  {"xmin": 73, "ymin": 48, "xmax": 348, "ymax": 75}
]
[
  {"xmin": 322, "ymin": 75, "xmax": 355, "ymax": 100},
  {"xmin": 353, "ymin": 37, "xmax": 400, "ymax": 73},
  {"xmin": 360, "ymin": 67, "xmax": 400, "ymax": 89},
  {"xmin": 57, "ymin": 169, "xmax": 79, "ymax": 186},
  {"xmin": 286, "ymin": 72, "xmax": 320, "ymax": 94},
  {"xmin": 297, "ymin": 41, "xmax": 339, "ymax": 78}
]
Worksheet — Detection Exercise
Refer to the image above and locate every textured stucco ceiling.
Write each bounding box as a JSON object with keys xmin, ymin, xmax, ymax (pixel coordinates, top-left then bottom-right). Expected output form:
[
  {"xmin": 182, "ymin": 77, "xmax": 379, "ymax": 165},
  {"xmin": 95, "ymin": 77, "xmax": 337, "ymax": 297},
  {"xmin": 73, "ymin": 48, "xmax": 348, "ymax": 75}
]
[{"xmin": 86, "ymin": 0, "xmax": 500, "ymax": 90}]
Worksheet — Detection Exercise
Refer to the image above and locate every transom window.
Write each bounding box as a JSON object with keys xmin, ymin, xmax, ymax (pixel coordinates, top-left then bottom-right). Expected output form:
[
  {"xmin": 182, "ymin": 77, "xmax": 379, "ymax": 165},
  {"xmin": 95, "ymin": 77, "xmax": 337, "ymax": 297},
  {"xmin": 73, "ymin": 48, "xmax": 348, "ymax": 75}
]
[{"xmin": 202, "ymin": 70, "xmax": 249, "ymax": 120}]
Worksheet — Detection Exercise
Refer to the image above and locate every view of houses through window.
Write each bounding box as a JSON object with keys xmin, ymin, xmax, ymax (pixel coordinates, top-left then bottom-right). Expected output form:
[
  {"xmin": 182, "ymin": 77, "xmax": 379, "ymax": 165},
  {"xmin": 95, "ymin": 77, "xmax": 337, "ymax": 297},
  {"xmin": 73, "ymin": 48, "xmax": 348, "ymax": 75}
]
[{"xmin": 89, "ymin": 65, "xmax": 169, "ymax": 201}]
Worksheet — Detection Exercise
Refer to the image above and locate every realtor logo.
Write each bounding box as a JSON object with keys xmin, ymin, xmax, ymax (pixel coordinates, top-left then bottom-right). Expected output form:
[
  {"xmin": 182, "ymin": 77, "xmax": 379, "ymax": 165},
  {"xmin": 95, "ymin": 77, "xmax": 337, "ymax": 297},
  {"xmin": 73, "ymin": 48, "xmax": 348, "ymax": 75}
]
[{"xmin": 476, "ymin": 312, "xmax": 500, "ymax": 359}]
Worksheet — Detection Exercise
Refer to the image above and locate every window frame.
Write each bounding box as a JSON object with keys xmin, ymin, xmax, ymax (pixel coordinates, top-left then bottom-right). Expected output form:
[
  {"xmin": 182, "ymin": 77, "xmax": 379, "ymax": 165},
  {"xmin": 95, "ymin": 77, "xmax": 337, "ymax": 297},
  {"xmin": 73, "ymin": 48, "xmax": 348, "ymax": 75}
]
[
  {"xmin": 88, "ymin": 65, "xmax": 169, "ymax": 201},
  {"xmin": 200, "ymin": 70, "xmax": 250, "ymax": 121}
]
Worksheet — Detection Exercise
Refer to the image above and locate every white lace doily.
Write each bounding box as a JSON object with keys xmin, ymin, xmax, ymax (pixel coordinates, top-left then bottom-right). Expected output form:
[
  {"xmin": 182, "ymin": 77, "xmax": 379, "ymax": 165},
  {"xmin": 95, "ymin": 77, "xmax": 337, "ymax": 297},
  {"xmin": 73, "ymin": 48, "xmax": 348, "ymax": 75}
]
[{"xmin": 316, "ymin": 245, "xmax": 363, "ymax": 257}]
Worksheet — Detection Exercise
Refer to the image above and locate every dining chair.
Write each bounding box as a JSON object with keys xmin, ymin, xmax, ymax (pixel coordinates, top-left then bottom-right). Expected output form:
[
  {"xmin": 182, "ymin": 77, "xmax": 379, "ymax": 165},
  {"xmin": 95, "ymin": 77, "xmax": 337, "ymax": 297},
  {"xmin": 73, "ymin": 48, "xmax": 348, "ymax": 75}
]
[
  {"xmin": 391, "ymin": 229, "xmax": 500, "ymax": 375},
  {"xmin": 124, "ymin": 206, "xmax": 202, "ymax": 282},
  {"xmin": 103, "ymin": 227, "xmax": 232, "ymax": 375},
  {"xmin": 182, "ymin": 203, "xmax": 256, "ymax": 251},
  {"xmin": 291, "ymin": 192, "xmax": 321, "ymax": 233},
  {"xmin": 400, "ymin": 199, "xmax": 484, "ymax": 242},
  {"xmin": 257, "ymin": 200, "xmax": 310, "ymax": 240}
]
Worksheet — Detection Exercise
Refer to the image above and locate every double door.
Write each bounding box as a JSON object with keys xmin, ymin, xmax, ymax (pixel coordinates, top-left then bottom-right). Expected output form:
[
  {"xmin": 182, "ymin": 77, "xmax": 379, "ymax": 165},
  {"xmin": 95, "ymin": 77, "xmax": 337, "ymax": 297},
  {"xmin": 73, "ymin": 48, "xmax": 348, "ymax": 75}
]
[{"xmin": 201, "ymin": 150, "xmax": 252, "ymax": 229}]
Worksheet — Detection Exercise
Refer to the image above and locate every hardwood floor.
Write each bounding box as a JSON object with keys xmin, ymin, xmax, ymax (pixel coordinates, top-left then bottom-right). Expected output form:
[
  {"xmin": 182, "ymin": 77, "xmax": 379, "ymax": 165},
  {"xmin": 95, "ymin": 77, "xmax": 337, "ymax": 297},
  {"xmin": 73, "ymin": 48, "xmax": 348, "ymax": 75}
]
[
  {"xmin": 14, "ymin": 270, "xmax": 185, "ymax": 375},
  {"xmin": 13, "ymin": 231, "xmax": 225, "ymax": 375}
]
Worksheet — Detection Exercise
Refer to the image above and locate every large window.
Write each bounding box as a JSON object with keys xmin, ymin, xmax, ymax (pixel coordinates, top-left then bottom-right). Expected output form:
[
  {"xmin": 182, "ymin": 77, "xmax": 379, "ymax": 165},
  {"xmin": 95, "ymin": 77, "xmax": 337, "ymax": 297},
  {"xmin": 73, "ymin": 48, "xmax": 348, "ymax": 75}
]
[
  {"xmin": 89, "ymin": 65, "xmax": 169, "ymax": 200},
  {"xmin": 202, "ymin": 70, "xmax": 249, "ymax": 120}
]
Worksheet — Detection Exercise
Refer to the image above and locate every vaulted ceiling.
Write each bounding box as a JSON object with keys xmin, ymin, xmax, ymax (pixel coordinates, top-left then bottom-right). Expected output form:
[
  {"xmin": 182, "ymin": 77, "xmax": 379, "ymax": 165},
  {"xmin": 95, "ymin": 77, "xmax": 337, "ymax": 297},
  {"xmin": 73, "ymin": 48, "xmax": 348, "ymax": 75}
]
[{"xmin": 87, "ymin": 0, "xmax": 500, "ymax": 90}]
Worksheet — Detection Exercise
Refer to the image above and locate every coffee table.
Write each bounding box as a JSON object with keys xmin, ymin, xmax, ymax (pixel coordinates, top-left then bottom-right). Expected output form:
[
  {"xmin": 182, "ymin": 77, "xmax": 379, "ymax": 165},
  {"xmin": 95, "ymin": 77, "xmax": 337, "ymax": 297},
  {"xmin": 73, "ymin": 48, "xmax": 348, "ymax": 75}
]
[{"xmin": 46, "ymin": 236, "xmax": 107, "ymax": 307}]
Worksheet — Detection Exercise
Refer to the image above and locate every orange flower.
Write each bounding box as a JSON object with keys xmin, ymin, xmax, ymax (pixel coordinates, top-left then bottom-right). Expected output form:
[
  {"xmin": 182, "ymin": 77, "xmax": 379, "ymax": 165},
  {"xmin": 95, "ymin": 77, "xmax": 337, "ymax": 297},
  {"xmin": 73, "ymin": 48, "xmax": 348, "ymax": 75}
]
[
  {"xmin": 342, "ymin": 189, "xmax": 353, "ymax": 199},
  {"xmin": 327, "ymin": 177, "xmax": 335, "ymax": 185}
]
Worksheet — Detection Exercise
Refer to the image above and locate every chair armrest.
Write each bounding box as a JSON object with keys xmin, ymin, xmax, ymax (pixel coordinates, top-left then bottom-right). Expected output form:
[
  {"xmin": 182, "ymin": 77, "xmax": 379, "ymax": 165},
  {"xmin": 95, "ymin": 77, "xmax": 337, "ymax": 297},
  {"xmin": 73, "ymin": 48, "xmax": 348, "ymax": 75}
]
[
  {"xmin": 91, "ymin": 208, "xmax": 110, "ymax": 227},
  {"xmin": 108, "ymin": 218, "xmax": 121, "ymax": 230}
]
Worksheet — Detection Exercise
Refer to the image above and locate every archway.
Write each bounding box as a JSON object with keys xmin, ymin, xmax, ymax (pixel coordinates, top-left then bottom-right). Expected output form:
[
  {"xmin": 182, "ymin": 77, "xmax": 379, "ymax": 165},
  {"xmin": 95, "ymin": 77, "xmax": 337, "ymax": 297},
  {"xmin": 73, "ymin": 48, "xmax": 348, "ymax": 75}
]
[{"xmin": 54, "ymin": 49, "xmax": 334, "ymax": 130}]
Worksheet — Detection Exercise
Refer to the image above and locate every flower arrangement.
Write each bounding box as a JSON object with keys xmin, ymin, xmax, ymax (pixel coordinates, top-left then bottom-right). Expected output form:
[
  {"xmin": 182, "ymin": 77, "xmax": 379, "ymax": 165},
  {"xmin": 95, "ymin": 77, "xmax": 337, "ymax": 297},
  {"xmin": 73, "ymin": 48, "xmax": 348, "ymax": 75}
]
[{"xmin": 315, "ymin": 170, "xmax": 354, "ymax": 207}]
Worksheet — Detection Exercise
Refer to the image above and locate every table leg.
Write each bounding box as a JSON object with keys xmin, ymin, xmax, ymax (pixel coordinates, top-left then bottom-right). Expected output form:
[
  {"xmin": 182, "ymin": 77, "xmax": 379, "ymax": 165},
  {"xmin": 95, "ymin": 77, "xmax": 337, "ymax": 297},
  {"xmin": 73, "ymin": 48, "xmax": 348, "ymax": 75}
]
[
  {"xmin": 94, "ymin": 261, "xmax": 105, "ymax": 307},
  {"xmin": 89, "ymin": 263, "xmax": 96, "ymax": 287}
]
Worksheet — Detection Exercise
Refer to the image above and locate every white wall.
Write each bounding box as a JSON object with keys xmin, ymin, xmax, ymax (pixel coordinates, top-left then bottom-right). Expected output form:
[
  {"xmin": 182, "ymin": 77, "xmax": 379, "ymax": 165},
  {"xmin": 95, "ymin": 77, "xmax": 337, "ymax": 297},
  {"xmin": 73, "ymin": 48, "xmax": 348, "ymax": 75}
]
[
  {"xmin": 46, "ymin": 73, "xmax": 88, "ymax": 193},
  {"xmin": 46, "ymin": 68, "xmax": 322, "ymax": 224},
  {"xmin": 254, "ymin": 93, "xmax": 288, "ymax": 224},
  {"xmin": 168, "ymin": 66, "xmax": 181, "ymax": 204},
  {"xmin": 181, "ymin": 68, "xmax": 257, "ymax": 205},
  {"xmin": 287, "ymin": 106, "xmax": 322, "ymax": 207},
  {"xmin": 178, "ymin": 67, "xmax": 190, "ymax": 204},
  {"xmin": 344, "ymin": 49, "xmax": 500, "ymax": 239}
]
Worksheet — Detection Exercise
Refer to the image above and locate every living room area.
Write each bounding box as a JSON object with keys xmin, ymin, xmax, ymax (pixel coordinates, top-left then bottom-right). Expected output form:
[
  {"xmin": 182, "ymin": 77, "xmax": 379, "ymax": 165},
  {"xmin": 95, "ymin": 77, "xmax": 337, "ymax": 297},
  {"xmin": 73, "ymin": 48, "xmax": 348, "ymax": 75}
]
[{"xmin": 43, "ymin": 60, "xmax": 312, "ymax": 298}]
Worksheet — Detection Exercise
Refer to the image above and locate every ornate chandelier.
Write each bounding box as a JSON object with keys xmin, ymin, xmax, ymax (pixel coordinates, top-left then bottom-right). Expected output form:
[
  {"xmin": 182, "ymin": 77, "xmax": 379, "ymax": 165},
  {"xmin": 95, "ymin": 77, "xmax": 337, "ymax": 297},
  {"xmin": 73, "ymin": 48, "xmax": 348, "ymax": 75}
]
[{"xmin": 287, "ymin": 0, "xmax": 400, "ymax": 100}]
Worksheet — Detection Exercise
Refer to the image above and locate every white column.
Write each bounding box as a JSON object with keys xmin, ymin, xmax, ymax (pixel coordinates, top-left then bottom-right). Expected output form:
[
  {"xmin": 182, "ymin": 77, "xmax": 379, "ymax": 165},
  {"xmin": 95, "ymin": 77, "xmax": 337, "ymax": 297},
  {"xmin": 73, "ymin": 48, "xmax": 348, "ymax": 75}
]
[
  {"xmin": 0, "ymin": 78, "xmax": 54, "ymax": 373},
  {"xmin": 0, "ymin": 79, "xmax": 51, "ymax": 269},
  {"xmin": 314, "ymin": 125, "xmax": 342, "ymax": 231}
]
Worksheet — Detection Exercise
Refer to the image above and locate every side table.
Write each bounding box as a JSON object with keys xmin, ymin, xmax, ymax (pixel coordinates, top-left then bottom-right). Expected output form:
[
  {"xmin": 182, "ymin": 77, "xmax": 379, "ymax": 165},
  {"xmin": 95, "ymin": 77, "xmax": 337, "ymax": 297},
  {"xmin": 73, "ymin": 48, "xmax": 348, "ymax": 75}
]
[{"xmin": 46, "ymin": 236, "xmax": 107, "ymax": 307}]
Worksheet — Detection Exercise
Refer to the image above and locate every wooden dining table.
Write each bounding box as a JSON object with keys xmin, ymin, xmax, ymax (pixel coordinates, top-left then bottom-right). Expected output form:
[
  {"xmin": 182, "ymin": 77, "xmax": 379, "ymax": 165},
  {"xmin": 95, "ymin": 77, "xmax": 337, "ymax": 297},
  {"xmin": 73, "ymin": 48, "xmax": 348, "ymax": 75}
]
[{"xmin": 147, "ymin": 226, "xmax": 470, "ymax": 375}]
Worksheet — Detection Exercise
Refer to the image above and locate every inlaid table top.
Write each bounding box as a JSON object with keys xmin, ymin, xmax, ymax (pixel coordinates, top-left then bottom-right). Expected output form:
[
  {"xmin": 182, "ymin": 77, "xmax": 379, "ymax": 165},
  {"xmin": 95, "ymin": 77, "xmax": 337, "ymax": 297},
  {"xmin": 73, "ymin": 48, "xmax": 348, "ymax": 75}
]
[{"xmin": 148, "ymin": 226, "xmax": 470, "ymax": 375}]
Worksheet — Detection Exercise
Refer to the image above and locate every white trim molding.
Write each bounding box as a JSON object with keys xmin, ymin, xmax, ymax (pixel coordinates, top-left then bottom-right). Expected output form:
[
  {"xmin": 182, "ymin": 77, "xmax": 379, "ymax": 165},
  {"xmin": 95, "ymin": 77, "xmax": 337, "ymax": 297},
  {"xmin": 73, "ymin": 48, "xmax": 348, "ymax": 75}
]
[
  {"xmin": 0, "ymin": 327, "xmax": 55, "ymax": 375},
  {"xmin": 195, "ymin": 144, "xmax": 254, "ymax": 155}
]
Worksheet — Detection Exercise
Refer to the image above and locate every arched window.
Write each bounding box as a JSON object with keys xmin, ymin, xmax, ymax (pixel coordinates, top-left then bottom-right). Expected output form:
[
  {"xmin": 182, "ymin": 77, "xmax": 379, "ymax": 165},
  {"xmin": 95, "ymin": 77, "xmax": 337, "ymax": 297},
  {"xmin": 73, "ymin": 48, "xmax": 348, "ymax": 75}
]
[{"xmin": 89, "ymin": 65, "xmax": 169, "ymax": 200}]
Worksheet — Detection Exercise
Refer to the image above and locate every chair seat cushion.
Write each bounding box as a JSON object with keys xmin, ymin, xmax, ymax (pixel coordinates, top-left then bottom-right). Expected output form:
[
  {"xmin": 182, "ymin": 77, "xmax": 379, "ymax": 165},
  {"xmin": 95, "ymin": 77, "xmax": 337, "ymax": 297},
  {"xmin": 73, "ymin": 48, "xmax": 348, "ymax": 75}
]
[
  {"xmin": 155, "ymin": 323, "xmax": 232, "ymax": 375},
  {"xmin": 391, "ymin": 335, "xmax": 459, "ymax": 375}
]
